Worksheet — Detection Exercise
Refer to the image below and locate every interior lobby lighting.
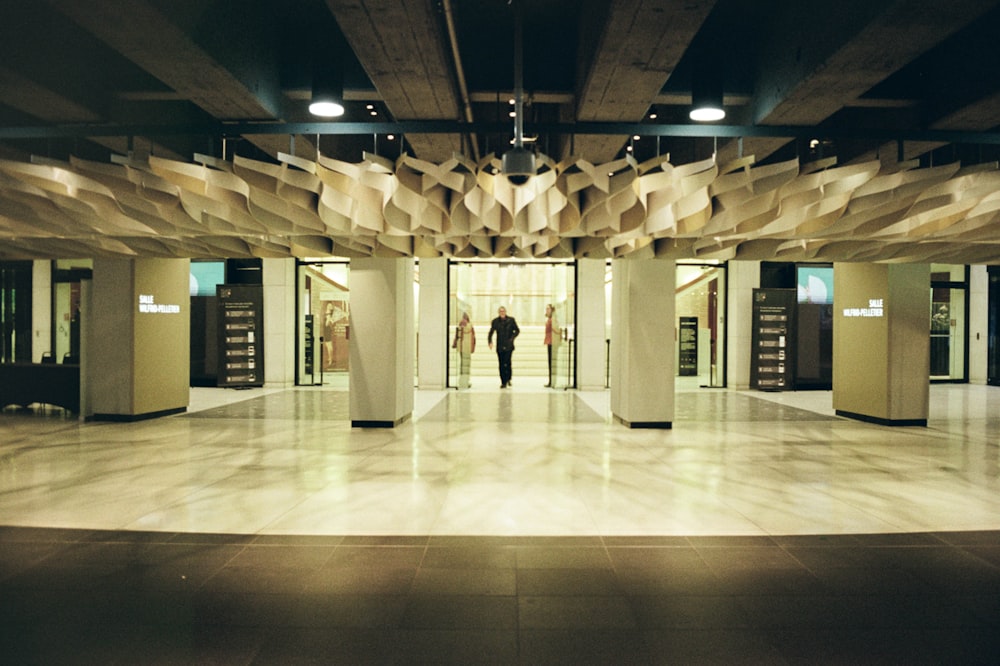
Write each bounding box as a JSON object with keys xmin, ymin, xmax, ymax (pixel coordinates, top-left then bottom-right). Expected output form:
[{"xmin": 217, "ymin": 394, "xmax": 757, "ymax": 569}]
[
  {"xmin": 309, "ymin": 64, "xmax": 345, "ymax": 118},
  {"xmin": 689, "ymin": 65, "xmax": 725, "ymax": 122}
]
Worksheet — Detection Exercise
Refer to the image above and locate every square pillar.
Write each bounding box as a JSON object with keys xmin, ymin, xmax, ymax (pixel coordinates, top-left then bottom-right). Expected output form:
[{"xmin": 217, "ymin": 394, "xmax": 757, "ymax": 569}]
[
  {"xmin": 349, "ymin": 257, "xmax": 415, "ymax": 427},
  {"xmin": 610, "ymin": 258, "xmax": 675, "ymax": 428},
  {"xmin": 833, "ymin": 263, "xmax": 929, "ymax": 426},
  {"xmin": 89, "ymin": 258, "xmax": 190, "ymax": 420},
  {"xmin": 576, "ymin": 258, "xmax": 608, "ymax": 390},
  {"xmin": 417, "ymin": 257, "xmax": 448, "ymax": 389}
]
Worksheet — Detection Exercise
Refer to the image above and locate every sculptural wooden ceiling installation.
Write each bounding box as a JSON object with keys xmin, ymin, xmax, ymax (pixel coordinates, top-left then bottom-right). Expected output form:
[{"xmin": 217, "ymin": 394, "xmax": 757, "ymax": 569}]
[{"xmin": 2, "ymin": 150, "xmax": 1000, "ymax": 263}]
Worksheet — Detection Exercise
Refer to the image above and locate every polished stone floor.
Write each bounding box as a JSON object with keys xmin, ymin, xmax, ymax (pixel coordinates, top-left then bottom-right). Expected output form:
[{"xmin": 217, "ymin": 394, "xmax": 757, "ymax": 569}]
[{"xmin": 2, "ymin": 380, "xmax": 1000, "ymax": 663}]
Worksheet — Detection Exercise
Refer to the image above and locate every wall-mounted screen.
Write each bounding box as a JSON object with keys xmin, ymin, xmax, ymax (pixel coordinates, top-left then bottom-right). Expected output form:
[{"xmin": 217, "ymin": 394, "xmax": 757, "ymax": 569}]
[
  {"xmin": 190, "ymin": 261, "xmax": 226, "ymax": 297},
  {"xmin": 797, "ymin": 265, "xmax": 834, "ymax": 304}
]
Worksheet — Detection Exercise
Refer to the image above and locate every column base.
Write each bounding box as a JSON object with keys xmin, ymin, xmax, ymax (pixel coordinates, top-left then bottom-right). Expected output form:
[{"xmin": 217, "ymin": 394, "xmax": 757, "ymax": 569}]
[
  {"xmin": 614, "ymin": 415, "xmax": 672, "ymax": 429},
  {"xmin": 351, "ymin": 414, "xmax": 411, "ymax": 428},
  {"xmin": 835, "ymin": 410, "xmax": 926, "ymax": 427}
]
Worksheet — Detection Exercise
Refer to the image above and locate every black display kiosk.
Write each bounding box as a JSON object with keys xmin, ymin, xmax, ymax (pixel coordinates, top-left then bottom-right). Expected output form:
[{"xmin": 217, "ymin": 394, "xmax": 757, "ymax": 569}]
[{"xmin": 216, "ymin": 284, "xmax": 265, "ymax": 387}]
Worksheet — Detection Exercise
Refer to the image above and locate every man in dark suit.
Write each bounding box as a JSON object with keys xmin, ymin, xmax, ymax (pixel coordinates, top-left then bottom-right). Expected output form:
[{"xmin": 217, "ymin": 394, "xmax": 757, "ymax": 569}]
[{"xmin": 487, "ymin": 306, "xmax": 520, "ymax": 388}]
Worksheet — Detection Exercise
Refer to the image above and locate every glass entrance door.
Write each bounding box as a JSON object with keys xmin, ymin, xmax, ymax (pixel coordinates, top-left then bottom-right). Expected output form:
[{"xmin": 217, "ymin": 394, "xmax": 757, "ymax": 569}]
[
  {"xmin": 930, "ymin": 265, "xmax": 967, "ymax": 382},
  {"xmin": 447, "ymin": 260, "xmax": 576, "ymax": 389},
  {"xmin": 675, "ymin": 262, "xmax": 726, "ymax": 387},
  {"xmin": 297, "ymin": 261, "xmax": 350, "ymax": 385},
  {"xmin": 989, "ymin": 267, "xmax": 1000, "ymax": 386}
]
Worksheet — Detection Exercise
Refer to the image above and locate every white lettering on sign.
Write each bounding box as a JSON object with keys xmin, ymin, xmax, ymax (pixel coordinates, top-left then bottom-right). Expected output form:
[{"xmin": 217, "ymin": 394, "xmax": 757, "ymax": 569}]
[
  {"xmin": 138, "ymin": 294, "xmax": 181, "ymax": 314},
  {"xmin": 842, "ymin": 298, "xmax": 884, "ymax": 318}
]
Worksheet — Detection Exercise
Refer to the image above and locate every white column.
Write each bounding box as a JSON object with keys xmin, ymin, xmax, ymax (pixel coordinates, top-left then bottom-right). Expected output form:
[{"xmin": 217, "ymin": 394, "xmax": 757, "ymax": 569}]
[
  {"xmin": 262, "ymin": 258, "xmax": 296, "ymax": 387},
  {"xmin": 349, "ymin": 257, "xmax": 415, "ymax": 427},
  {"xmin": 726, "ymin": 260, "xmax": 760, "ymax": 390},
  {"xmin": 418, "ymin": 257, "xmax": 448, "ymax": 389},
  {"xmin": 610, "ymin": 258, "xmax": 675, "ymax": 428},
  {"xmin": 31, "ymin": 260, "xmax": 52, "ymax": 362},
  {"xmin": 969, "ymin": 265, "xmax": 988, "ymax": 385},
  {"xmin": 833, "ymin": 262, "xmax": 929, "ymax": 425},
  {"xmin": 575, "ymin": 258, "xmax": 607, "ymax": 390}
]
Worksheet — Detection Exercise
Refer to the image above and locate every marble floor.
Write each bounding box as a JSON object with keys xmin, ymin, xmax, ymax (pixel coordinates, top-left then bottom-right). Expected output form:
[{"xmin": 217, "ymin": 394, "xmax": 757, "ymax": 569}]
[
  {"xmin": 2, "ymin": 380, "xmax": 1000, "ymax": 663},
  {"xmin": 3, "ymin": 380, "xmax": 999, "ymax": 537}
]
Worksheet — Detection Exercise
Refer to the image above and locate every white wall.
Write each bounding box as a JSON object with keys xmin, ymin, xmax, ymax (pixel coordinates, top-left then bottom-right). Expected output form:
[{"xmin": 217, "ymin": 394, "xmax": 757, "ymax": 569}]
[
  {"xmin": 969, "ymin": 265, "xmax": 988, "ymax": 384},
  {"xmin": 31, "ymin": 260, "xmax": 51, "ymax": 362},
  {"xmin": 263, "ymin": 258, "xmax": 296, "ymax": 387},
  {"xmin": 726, "ymin": 260, "xmax": 759, "ymax": 390},
  {"xmin": 576, "ymin": 258, "xmax": 607, "ymax": 390},
  {"xmin": 417, "ymin": 257, "xmax": 448, "ymax": 389}
]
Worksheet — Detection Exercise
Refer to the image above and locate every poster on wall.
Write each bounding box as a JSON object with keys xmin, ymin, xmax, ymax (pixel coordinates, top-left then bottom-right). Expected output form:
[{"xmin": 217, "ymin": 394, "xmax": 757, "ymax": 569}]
[
  {"xmin": 216, "ymin": 284, "xmax": 264, "ymax": 387},
  {"xmin": 750, "ymin": 288, "xmax": 796, "ymax": 390},
  {"xmin": 320, "ymin": 299, "xmax": 350, "ymax": 371}
]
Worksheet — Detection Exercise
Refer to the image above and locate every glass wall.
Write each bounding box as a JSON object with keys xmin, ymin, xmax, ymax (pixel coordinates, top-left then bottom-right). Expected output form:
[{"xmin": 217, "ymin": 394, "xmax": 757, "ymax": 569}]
[
  {"xmin": 297, "ymin": 260, "xmax": 350, "ymax": 385},
  {"xmin": 0, "ymin": 261, "xmax": 33, "ymax": 363},
  {"xmin": 448, "ymin": 260, "xmax": 575, "ymax": 388},
  {"xmin": 676, "ymin": 262, "xmax": 727, "ymax": 387},
  {"xmin": 53, "ymin": 260, "xmax": 91, "ymax": 364},
  {"xmin": 930, "ymin": 264, "xmax": 968, "ymax": 382}
]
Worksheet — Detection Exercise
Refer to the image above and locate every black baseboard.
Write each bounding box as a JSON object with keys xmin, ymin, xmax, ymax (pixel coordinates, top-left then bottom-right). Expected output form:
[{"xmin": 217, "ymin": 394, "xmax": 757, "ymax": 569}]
[
  {"xmin": 614, "ymin": 415, "xmax": 672, "ymax": 429},
  {"xmin": 89, "ymin": 406, "xmax": 187, "ymax": 422},
  {"xmin": 352, "ymin": 414, "xmax": 410, "ymax": 429},
  {"xmin": 836, "ymin": 410, "xmax": 926, "ymax": 427}
]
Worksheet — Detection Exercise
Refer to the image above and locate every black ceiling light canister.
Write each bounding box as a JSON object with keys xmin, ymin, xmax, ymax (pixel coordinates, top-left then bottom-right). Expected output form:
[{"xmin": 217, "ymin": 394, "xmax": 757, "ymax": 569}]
[
  {"xmin": 309, "ymin": 58, "xmax": 345, "ymax": 118},
  {"xmin": 689, "ymin": 53, "xmax": 725, "ymax": 122}
]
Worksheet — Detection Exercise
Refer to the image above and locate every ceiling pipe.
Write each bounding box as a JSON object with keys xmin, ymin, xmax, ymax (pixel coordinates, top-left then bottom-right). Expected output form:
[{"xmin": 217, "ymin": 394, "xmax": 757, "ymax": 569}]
[
  {"xmin": 442, "ymin": 0, "xmax": 480, "ymax": 161},
  {"xmin": 500, "ymin": 0, "xmax": 536, "ymax": 184}
]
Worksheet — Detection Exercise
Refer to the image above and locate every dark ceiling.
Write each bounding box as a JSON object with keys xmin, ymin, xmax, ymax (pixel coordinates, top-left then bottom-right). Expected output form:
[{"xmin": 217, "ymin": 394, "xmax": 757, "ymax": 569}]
[
  {"xmin": 4, "ymin": 0, "xmax": 1000, "ymax": 261},
  {"xmin": 3, "ymin": 0, "xmax": 999, "ymax": 168}
]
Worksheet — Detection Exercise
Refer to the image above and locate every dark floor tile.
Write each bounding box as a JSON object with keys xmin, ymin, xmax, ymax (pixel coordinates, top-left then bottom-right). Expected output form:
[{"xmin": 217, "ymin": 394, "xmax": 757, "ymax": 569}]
[
  {"xmin": 811, "ymin": 566, "xmax": 938, "ymax": 596},
  {"xmin": 772, "ymin": 533, "xmax": 861, "ymax": 547},
  {"xmin": 695, "ymin": 545, "xmax": 807, "ymax": 572},
  {"xmin": 401, "ymin": 595, "xmax": 517, "ymax": 630},
  {"xmin": 516, "ymin": 567, "xmax": 622, "ymax": 596},
  {"xmin": 963, "ymin": 545, "xmax": 1000, "ymax": 567},
  {"xmin": 252, "ymin": 627, "xmax": 397, "ymax": 665},
  {"xmin": 325, "ymin": 545, "xmax": 426, "ymax": 568},
  {"xmin": 515, "ymin": 546, "xmax": 612, "ymax": 569},
  {"xmin": 80, "ymin": 529, "xmax": 177, "ymax": 544},
  {"xmin": 934, "ymin": 530, "xmax": 1000, "ymax": 546},
  {"xmin": 391, "ymin": 629, "xmax": 518, "ymax": 665},
  {"xmin": 766, "ymin": 628, "xmax": 1000, "ymax": 666},
  {"xmin": 302, "ymin": 565, "xmax": 417, "ymax": 595},
  {"xmin": 252, "ymin": 533, "xmax": 344, "ymax": 546},
  {"xmin": 411, "ymin": 567, "xmax": 516, "ymax": 596},
  {"xmin": 632, "ymin": 595, "xmax": 750, "ymax": 630},
  {"xmin": 641, "ymin": 628, "xmax": 787, "ymax": 665},
  {"xmin": 0, "ymin": 540, "xmax": 65, "ymax": 580},
  {"xmin": 341, "ymin": 535, "xmax": 429, "ymax": 546},
  {"xmin": 687, "ymin": 535, "xmax": 778, "ymax": 548},
  {"xmin": 421, "ymin": 544, "xmax": 517, "ymax": 569},
  {"xmin": 602, "ymin": 536, "xmax": 691, "ymax": 547},
  {"xmin": 784, "ymin": 545, "xmax": 902, "ymax": 570},
  {"xmin": 853, "ymin": 532, "xmax": 945, "ymax": 546},
  {"xmin": 519, "ymin": 629, "xmax": 652, "ymax": 665},
  {"xmin": 616, "ymin": 566, "xmax": 729, "ymax": 596},
  {"xmin": 518, "ymin": 595, "xmax": 636, "ymax": 629},
  {"xmin": 712, "ymin": 567, "xmax": 827, "ymax": 596},
  {"xmin": 167, "ymin": 532, "xmax": 256, "ymax": 545},
  {"xmin": 0, "ymin": 525, "xmax": 94, "ymax": 543},
  {"xmin": 202, "ymin": 566, "xmax": 314, "ymax": 595},
  {"xmin": 737, "ymin": 595, "xmax": 881, "ymax": 630},
  {"xmin": 606, "ymin": 545, "xmax": 707, "ymax": 570},
  {"xmin": 224, "ymin": 544, "xmax": 336, "ymax": 570},
  {"xmin": 116, "ymin": 624, "xmax": 264, "ymax": 666}
]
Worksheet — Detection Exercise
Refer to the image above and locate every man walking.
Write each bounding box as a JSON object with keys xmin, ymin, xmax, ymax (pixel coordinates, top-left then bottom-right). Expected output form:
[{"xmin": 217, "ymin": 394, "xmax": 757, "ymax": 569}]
[{"xmin": 488, "ymin": 306, "xmax": 520, "ymax": 388}]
